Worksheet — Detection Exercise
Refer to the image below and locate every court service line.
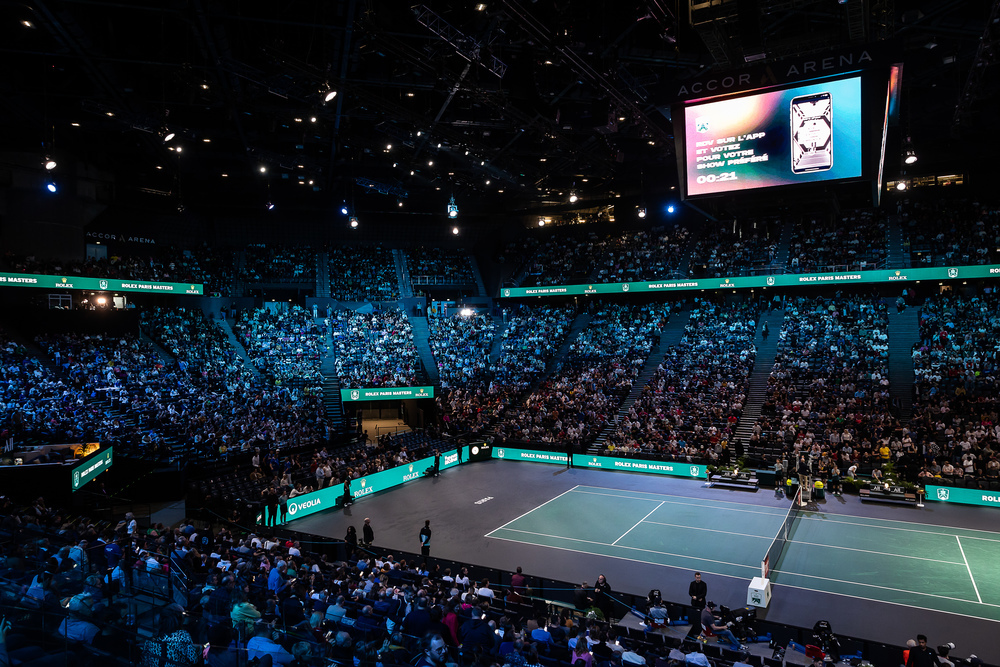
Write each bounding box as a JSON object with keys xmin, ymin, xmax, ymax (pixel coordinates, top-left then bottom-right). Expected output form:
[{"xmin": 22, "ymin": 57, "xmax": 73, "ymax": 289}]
[
  {"xmin": 485, "ymin": 533, "xmax": 758, "ymax": 583},
  {"xmin": 955, "ymin": 536, "xmax": 983, "ymax": 604},
  {"xmin": 643, "ymin": 520, "xmax": 775, "ymax": 541},
  {"xmin": 570, "ymin": 488, "xmax": 794, "ymax": 521},
  {"xmin": 613, "ymin": 502, "xmax": 664, "ymax": 545},
  {"xmin": 491, "ymin": 526, "xmax": 760, "ymax": 571},
  {"xmin": 572, "ymin": 485, "xmax": 793, "ymax": 512},
  {"xmin": 794, "ymin": 513, "xmax": 1000, "ymax": 543},
  {"xmin": 788, "ymin": 538, "xmax": 967, "ymax": 565},
  {"xmin": 773, "ymin": 567, "xmax": 994, "ymax": 607},
  {"xmin": 488, "ymin": 485, "xmax": 582, "ymax": 536}
]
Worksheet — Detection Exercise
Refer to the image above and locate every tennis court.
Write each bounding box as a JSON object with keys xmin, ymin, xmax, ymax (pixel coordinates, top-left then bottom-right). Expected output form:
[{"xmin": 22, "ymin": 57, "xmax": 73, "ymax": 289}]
[{"xmin": 486, "ymin": 484, "xmax": 1000, "ymax": 622}]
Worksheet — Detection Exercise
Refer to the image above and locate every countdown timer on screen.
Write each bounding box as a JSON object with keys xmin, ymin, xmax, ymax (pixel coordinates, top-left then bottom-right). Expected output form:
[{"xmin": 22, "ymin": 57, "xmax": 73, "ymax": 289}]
[{"xmin": 683, "ymin": 76, "xmax": 863, "ymax": 197}]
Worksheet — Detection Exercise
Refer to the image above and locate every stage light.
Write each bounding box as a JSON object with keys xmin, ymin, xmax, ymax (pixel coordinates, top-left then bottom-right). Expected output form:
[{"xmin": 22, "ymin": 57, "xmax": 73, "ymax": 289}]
[
  {"xmin": 896, "ymin": 181, "xmax": 907, "ymax": 191},
  {"xmin": 310, "ymin": 117, "xmax": 317, "ymax": 123},
  {"xmin": 163, "ymin": 131, "xmax": 175, "ymax": 143},
  {"xmin": 447, "ymin": 195, "xmax": 459, "ymax": 218},
  {"xmin": 460, "ymin": 308, "xmax": 474, "ymax": 317},
  {"xmin": 96, "ymin": 297, "xmax": 107, "ymax": 305},
  {"xmin": 637, "ymin": 207, "xmax": 646, "ymax": 219},
  {"xmin": 667, "ymin": 205, "xmax": 675, "ymax": 214},
  {"xmin": 324, "ymin": 89, "xmax": 337, "ymax": 102},
  {"xmin": 538, "ymin": 217, "xmax": 546, "ymax": 227},
  {"xmin": 259, "ymin": 166, "xmax": 267, "ymax": 173},
  {"xmin": 903, "ymin": 136, "xmax": 918, "ymax": 164},
  {"xmin": 341, "ymin": 205, "xmax": 349, "ymax": 215},
  {"xmin": 350, "ymin": 216, "xmax": 359, "ymax": 228},
  {"xmin": 452, "ymin": 226, "xmax": 459, "ymax": 235},
  {"xmin": 45, "ymin": 180, "xmax": 57, "ymax": 193},
  {"xmin": 569, "ymin": 190, "xmax": 578, "ymax": 203},
  {"xmin": 44, "ymin": 158, "xmax": 57, "ymax": 170},
  {"xmin": 266, "ymin": 201, "xmax": 275, "ymax": 210}
]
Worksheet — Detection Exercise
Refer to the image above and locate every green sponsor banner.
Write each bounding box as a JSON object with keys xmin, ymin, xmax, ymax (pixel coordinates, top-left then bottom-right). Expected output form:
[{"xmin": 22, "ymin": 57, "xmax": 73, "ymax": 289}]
[
  {"xmin": 72, "ymin": 447, "xmax": 113, "ymax": 492},
  {"xmin": 492, "ymin": 447, "xmax": 706, "ymax": 479},
  {"xmin": 925, "ymin": 485, "xmax": 1000, "ymax": 508},
  {"xmin": 493, "ymin": 447, "xmax": 568, "ymax": 465},
  {"xmin": 340, "ymin": 386, "xmax": 434, "ymax": 402},
  {"xmin": 578, "ymin": 454, "xmax": 707, "ymax": 479},
  {"xmin": 499, "ymin": 264, "xmax": 1000, "ymax": 298},
  {"xmin": 285, "ymin": 450, "xmax": 459, "ymax": 522},
  {"xmin": 0, "ymin": 272, "xmax": 203, "ymax": 295}
]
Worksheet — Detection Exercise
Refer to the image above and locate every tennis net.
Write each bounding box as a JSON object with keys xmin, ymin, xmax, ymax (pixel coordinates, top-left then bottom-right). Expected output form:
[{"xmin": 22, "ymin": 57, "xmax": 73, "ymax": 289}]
[{"xmin": 760, "ymin": 487, "xmax": 800, "ymax": 579}]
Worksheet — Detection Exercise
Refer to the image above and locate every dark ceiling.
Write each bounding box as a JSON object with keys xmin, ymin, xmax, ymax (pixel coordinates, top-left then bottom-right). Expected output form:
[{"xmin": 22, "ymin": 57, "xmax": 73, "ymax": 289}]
[{"xmin": 1, "ymin": 0, "xmax": 997, "ymax": 220}]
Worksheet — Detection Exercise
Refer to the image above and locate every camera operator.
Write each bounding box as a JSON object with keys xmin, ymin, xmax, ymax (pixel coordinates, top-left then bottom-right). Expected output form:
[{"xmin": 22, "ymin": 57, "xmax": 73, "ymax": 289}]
[{"xmin": 701, "ymin": 602, "xmax": 746, "ymax": 652}]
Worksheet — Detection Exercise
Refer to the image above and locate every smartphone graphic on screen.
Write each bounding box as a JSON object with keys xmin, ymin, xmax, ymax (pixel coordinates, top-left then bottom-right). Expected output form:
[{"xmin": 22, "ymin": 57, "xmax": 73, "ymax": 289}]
[{"xmin": 791, "ymin": 92, "xmax": 833, "ymax": 173}]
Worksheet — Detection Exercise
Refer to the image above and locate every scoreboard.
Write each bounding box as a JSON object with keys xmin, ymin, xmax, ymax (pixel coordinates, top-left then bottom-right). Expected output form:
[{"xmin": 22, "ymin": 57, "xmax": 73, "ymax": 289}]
[{"xmin": 681, "ymin": 75, "xmax": 864, "ymax": 197}]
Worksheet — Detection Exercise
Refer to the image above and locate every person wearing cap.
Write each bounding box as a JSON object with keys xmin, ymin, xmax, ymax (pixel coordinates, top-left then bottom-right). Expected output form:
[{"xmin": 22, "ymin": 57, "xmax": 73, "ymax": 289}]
[
  {"xmin": 699, "ymin": 602, "xmax": 745, "ymax": 652},
  {"xmin": 905, "ymin": 635, "xmax": 940, "ymax": 667}
]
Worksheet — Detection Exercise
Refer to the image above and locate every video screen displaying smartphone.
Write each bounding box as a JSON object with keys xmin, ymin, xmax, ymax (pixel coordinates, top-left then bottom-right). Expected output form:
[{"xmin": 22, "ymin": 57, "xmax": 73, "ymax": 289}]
[{"xmin": 791, "ymin": 92, "xmax": 833, "ymax": 173}]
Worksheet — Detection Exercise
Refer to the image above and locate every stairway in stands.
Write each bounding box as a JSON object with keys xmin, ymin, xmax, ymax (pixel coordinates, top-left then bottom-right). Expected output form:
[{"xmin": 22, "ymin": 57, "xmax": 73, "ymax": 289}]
[
  {"xmin": 316, "ymin": 251, "xmax": 331, "ymax": 297},
  {"xmin": 587, "ymin": 306, "xmax": 693, "ymax": 454},
  {"xmin": 406, "ymin": 312, "xmax": 440, "ymax": 385},
  {"xmin": 320, "ymin": 329, "xmax": 346, "ymax": 433},
  {"xmin": 886, "ymin": 214, "xmax": 910, "ymax": 269},
  {"xmin": 545, "ymin": 312, "xmax": 591, "ymax": 375},
  {"xmin": 467, "ymin": 253, "xmax": 488, "ymax": 297},
  {"xmin": 392, "ymin": 249, "xmax": 413, "ymax": 298},
  {"xmin": 731, "ymin": 308, "xmax": 787, "ymax": 449},
  {"xmin": 215, "ymin": 320, "xmax": 259, "ymax": 378},
  {"xmin": 489, "ymin": 313, "xmax": 508, "ymax": 364},
  {"xmin": 772, "ymin": 218, "xmax": 795, "ymax": 269},
  {"xmin": 887, "ymin": 308, "xmax": 920, "ymax": 421}
]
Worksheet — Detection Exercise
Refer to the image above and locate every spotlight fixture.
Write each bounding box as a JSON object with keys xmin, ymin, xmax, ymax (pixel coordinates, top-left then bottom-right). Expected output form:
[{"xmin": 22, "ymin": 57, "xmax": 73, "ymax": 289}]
[
  {"xmin": 569, "ymin": 190, "xmax": 578, "ymax": 203},
  {"xmin": 162, "ymin": 131, "xmax": 175, "ymax": 143},
  {"xmin": 45, "ymin": 180, "xmax": 57, "ymax": 193},
  {"xmin": 452, "ymin": 226, "xmax": 460, "ymax": 235},
  {"xmin": 667, "ymin": 205, "xmax": 676, "ymax": 214},
  {"xmin": 266, "ymin": 201, "xmax": 275, "ymax": 210},
  {"xmin": 903, "ymin": 136, "xmax": 918, "ymax": 165},
  {"xmin": 896, "ymin": 181, "xmax": 907, "ymax": 191},
  {"xmin": 447, "ymin": 195, "xmax": 459, "ymax": 218},
  {"xmin": 538, "ymin": 217, "xmax": 546, "ymax": 227},
  {"xmin": 350, "ymin": 216, "xmax": 359, "ymax": 228},
  {"xmin": 341, "ymin": 206, "xmax": 349, "ymax": 215},
  {"xmin": 324, "ymin": 89, "xmax": 337, "ymax": 102},
  {"xmin": 44, "ymin": 158, "xmax": 57, "ymax": 170},
  {"xmin": 259, "ymin": 166, "xmax": 267, "ymax": 173},
  {"xmin": 637, "ymin": 206, "xmax": 647, "ymax": 219}
]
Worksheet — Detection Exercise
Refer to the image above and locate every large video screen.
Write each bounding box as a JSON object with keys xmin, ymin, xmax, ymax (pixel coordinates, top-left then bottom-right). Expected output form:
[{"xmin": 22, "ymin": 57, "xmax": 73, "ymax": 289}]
[{"xmin": 683, "ymin": 76, "xmax": 863, "ymax": 197}]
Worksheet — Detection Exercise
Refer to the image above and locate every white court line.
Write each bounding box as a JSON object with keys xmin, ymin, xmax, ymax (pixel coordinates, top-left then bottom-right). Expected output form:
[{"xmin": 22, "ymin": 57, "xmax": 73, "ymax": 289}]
[
  {"xmin": 956, "ymin": 536, "xmax": 983, "ymax": 603},
  {"xmin": 613, "ymin": 502, "xmax": 664, "ymax": 545},
  {"xmin": 789, "ymin": 539, "xmax": 966, "ymax": 565},
  {"xmin": 486, "ymin": 485, "xmax": 581, "ymax": 536},
  {"xmin": 571, "ymin": 485, "xmax": 793, "ymax": 514},
  {"xmin": 772, "ymin": 567, "xmax": 995, "ymax": 608},
  {"xmin": 570, "ymin": 488, "xmax": 793, "ymax": 521},
  {"xmin": 489, "ymin": 527, "xmax": 759, "ymax": 571},
  {"xmin": 643, "ymin": 520, "xmax": 774, "ymax": 541},
  {"xmin": 485, "ymin": 533, "xmax": 1000, "ymax": 622},
  {"xmin": 793, "ymin": 513, "xmax": 1000, "ymax": 543}
]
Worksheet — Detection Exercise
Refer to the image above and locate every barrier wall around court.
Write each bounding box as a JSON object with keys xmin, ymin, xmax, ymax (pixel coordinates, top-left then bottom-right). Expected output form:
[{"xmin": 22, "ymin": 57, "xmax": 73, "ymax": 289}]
[
  {"xmin": 284, "ymin": 450, "xmax": 460, "ymax": 522},
  {"xmin": 925, "ymin": 484, "xmax": 1000, "ymax": 508},
  {"xmin": 493, "ymin": 446, "xmax": 707, "ymax": 479}
]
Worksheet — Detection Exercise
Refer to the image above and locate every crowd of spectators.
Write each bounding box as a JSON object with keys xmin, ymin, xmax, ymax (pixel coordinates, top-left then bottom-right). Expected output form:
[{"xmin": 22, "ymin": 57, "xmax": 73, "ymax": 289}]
[
  {"xmin": 242, "ymin": 245, "xmax": 318, "ymax": 284},
  {"xmin": 405, "ymin": 247, "xmax": 475, "ymax": 284},
  {"xmin": 752, "ymin": 295, "xmax": 897, "ymax": 476},
  {"xmin": 331, "ymin": 309, "xmax": 421, "ymax": 388},
  {"xmin": 902, "ymin": 199, "xmax": 1000, "ymax": 268},
  {"xmin": 495, "ymin": 304, "xmax": 673, "ymax": 447},
  {"xmin": 437, "ymin": 305, "xmax": 575, "ymax": 435},
  {"xmin": 591, "ymin": 228, "xmax": 691, "ymax": 283},
  {"xmin": 428, "ymin": 311, "xmax": 497, "ymax": 389},
  {"xmin": 602, "ymin": 299, "xmax": 756, "ymax": 461},
  {"xmin": 141, "ymin": 306, "xmax": 251, "ymax": 388},
  {"xmin": 235, "ymin": 307, "xmax": 327, "ymax": 383},
  {"xmin": 327, "ymin": 244, "xmax": 400, "ymax": 302},
  {"xmin": 688, "ymin": 225, "xmax": 778, "ymax": 278},
  {"xmin": 787, "ymin": 211, "xmax": 888, "ymax": 273},
  {"xmin": 909, "ymin": 291, "xmax": 1000, "ymax": 483},
  {"xmin": 2, "ymin": 245, "xmax": 236, "ymax": 295},
  {"xmin": 519, "ymin": 234, "xmax": 603, "ymax": 287}
]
